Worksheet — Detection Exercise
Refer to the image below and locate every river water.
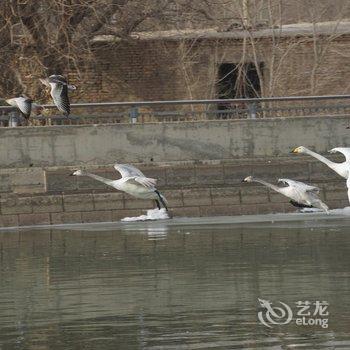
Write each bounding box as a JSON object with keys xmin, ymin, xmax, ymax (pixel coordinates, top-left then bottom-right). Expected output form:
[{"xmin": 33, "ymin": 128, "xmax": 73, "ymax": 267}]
[{"xmin": 0, "ymin": 213, "xmax": 349, "ymax": 349}]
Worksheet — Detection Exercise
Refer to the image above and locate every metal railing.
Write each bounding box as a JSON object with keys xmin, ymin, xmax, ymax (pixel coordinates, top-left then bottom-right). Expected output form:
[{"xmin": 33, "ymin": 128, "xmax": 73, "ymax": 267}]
[{"xmin": 1, "ymin": 94, "xmax": 350, "ymax": 126}]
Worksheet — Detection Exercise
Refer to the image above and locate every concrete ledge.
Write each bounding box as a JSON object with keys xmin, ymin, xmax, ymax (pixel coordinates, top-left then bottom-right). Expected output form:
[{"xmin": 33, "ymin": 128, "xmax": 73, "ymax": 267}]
[{"xmin": 0, "ymin": 179, "xmax": 346, "ymax": 227}]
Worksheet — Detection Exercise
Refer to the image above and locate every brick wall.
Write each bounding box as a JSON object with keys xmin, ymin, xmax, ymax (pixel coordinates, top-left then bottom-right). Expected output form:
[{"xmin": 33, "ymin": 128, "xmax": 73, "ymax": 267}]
[{"xmin": 62, "ymin": 35, "xmax": 350, "ymax": 105}]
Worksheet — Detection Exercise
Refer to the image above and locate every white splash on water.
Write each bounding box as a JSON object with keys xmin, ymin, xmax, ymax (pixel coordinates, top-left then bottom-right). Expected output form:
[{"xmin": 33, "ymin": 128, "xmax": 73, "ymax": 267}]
[
  {"xmin": 329, "ymin": 206, "xmax": 350, "ymax": 215},
  {"xmin": 121, "ymin": 208, "xmax": 170, "ymax": 222},
  {"xmin": 299, "ymin": 206, "xmax": 350, "ymax": 215}
]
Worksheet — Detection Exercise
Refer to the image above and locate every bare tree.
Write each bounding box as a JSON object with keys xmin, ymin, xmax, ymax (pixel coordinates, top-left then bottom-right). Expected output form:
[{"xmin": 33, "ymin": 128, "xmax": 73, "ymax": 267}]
[{"xmin": 0, "ymin": 0, "xmax": 173, "ymax": 99}]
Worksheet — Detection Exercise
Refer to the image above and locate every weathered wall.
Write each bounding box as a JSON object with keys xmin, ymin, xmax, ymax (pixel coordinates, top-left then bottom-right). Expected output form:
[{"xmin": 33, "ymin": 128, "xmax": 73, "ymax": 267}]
[
  {"xmin": 0, "ymin": 116, "xmax": 348, "ymax": 227},
  {"xmin": 67, "ymin": 35, "xmax": 350, "ymax": 103},
  {"xmin": 0, "ymin": 116, "xmax": 349, "ymax": 169},
  {"xmin": 0, "ymin": 156, "xmax": 348, "ymax": 227}
]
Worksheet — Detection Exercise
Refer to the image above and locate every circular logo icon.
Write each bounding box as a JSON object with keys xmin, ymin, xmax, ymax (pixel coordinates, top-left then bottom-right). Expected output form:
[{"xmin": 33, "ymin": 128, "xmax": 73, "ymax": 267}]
[{"xmin": 258, "ymin": 298, "xmax": 293, "ymax": 328}]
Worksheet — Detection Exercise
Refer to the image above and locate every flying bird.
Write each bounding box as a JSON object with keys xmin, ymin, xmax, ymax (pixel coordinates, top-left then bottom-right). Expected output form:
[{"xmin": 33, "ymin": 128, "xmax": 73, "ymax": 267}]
[
  {"xmin": 40, "ymin": 75, "xmax": 76, "ymax": 116},
  {"xmin": 5, "ymin": 96, "xmax": 33, "ymax": 119},
  {"xmin": 71, "ymin": 163, "xmax": 168, "ymax": 211},
  {"xmin": 242, "ymin": 176, "xmax": 329, "ymax": 212}
]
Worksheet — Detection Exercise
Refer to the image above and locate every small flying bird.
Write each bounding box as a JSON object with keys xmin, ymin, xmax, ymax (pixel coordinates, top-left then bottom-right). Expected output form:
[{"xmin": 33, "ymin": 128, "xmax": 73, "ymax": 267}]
[
  {"xmin": 40, "ymin": 75, "xmax": 76, "ymax": 116},
  {"xmin": 5, "ymin": 96, "xmax": 33, "ymax": 119},
  {"xmin": 71, "ymin": 163, "xmax": 169, "ymax": 211},
  {"xmin": 242, "ymin": 176, "xmax": 329, "ymax": 212}
]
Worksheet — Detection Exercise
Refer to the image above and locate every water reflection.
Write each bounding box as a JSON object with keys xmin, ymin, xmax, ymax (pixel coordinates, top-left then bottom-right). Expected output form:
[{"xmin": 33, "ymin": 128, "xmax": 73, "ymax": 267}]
[
  {"xmin": 145, "ymin": 227, "xmax": 168, "ymax": 241},
  {"xmin": 0, "ymin": 218, "xmax": 349, "ymax": 349}
]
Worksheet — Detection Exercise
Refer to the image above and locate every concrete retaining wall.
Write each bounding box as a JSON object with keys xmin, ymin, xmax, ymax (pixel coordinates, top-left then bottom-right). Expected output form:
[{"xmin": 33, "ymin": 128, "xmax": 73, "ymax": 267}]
[
  {"xmin": 0, "ymin": 116, "xmax": 349, "ymax": 227},
  {"xmin": 0, "ymin": 115, "xmax": 349, "ymax": 168},
  {"xmin": 0, "ymin": 156, "xmax": 348, "ymax": 227}
]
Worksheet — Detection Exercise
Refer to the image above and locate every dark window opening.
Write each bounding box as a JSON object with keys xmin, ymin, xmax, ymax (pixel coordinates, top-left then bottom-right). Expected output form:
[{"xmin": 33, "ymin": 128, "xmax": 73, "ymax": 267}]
[{"xmin": 217, "ymin": 62, "xmax": 263, "ymax": 110}]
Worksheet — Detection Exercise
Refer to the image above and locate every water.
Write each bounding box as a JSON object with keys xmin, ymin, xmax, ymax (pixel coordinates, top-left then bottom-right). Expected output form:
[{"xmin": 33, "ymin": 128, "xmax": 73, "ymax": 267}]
[{"xmin": 0, "ymin": 213, "xmax": 350, "ymax": 349}]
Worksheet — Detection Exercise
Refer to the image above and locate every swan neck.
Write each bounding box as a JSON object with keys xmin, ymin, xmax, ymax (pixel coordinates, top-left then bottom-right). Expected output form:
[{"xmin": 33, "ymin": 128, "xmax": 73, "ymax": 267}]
[
  {"xmin": 252, "ymin": 178, "xmax": 281, "ymax": 193},
  {"xmin": 304, "ymin": 149, "xmax": 334, "ymax": 167},
  {"xmin": 83, "ymin": 172, "xmax": 113, "ymax": 186}
]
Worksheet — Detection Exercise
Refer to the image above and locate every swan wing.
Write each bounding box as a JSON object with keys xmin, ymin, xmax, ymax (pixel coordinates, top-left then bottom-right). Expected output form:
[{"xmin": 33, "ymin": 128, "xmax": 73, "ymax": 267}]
[
  {"xmin": 135, "ymin": 176, "xmax": 157, "ymax": 188},
  {"xmin": 15, "ymin": 97, "xmax": 32, "ymax": 118},
  {"xmin": 278, "ymin": 178, "xmax": 320, "ymax": 193},
  {"xmin": 114, "ymin": 163, "xmax": 147, "ymax": 178},
  {"xmin": 51, "ymin": 83, "xmax": 70, "ymax": 115},
  {"xmin": 125, "ymin": 176, "xmax": 157, "ymax": 189},
  {"xmin": 329, "ymin": 147, "xmax": 350, "ymax": 162}
]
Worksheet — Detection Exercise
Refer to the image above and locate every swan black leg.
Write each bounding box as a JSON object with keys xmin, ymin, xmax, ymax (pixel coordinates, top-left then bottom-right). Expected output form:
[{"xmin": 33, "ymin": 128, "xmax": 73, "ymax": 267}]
[
  {"xmin": 155, "ymin": 200, "xmax": 161, "ymax": 210},
  {"xmin": 155, "ymin": 190, "xmax": 168, "ymax": 211}
]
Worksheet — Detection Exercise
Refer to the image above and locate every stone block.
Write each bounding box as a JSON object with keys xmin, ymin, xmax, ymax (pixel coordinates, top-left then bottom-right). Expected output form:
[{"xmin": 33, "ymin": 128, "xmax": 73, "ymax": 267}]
[
  {"xmin": 93, "ymin": 192, "xmax": 124, "ymax": 210},
  {"xmin": 160, "ymin": 189, "xmax": 183, "ymax": 207},
  {"xmin": 309, "ymin": 162, "xmax": 341, "ymax": 181},
  {"xmin": 256, "ymin": 203, "xmax": 285, "ymax": 214},
  {"xmin": 0, "ymin": 214, "xmax": 19, "ymax": 227},
  {"xmin": 11, "ymin": 168, "xmax": 45, "ymax": 194},
  {"xmin": 0, "ymin": 174, "xmax": 11, "ymax": 193},
  {"xmin": 279, "ymin": 162, "xmax": 310, "ymax": 181},
  {"xmin": 31, "ymin": 195, "xmax": 63, "ymax": 213},
  {"xmin": 199, "ymin": 205, "xmax": 241, "ymax": 217},
  {"xmin": 171, "ymin": 206, "xmax": 201, "ymax": 218},
  {"xmin": 19, "ymin": 213, "xmax": 50, "ymax": 226},
  {"xmin": 0, "ymin": 196, "xmax": 32, "ymax": 215},
  {"xmin": 165, "ymin": 165, "xmax": 196, "ymax": 187},
  {"xmin": 252, "ymin": 162, "xmax": 281, "ymax": 179},
  {"xmin": 46, "ymin": 170, "xmax": 78, "ymax": 192},
  {"xmin": 50, "ymin": 211, "xmax": 83, "ymax": 224},
  {"xmin": 63, "ymin": 194, "xmax": 94, "ymax": 212},
  {"xmin": 223, "ymin": 164, "xmax": 253, "ymax": 185},
  {"xmin": 124, "ymin": 197, "xmax": 154, "ymax": 209},
  {"xmin": 210, "ymin": 187, "xmax": 240, "ymax": 205},
  {"xmin": 240, "ymin": 186, "xmax": 269, "ymax": 204},
  {"xmin": 195, "ymin": 164, "xmax": 224, "ymax": 185},
  {"xmin": 240, "ymin": 204, "xmax": 258, "ymax": 215},
  {"xmin": 326, "ymin": 199, "xmax": 349, "ymax": 210},
  {"xmin": 269, "ymin": 192, "xmax": 290, "ymax": 203},
  {"xmin": 182, "ymin": 188, "xmax": 212, "ymax": 206},
  {"xmin": 81, "ymin": 210, "xmax": 112, "ymax": 223},
  {"xmin": 322, "ymin": 181, "xmax": 346, "ymax": 202},
  {"xmin": 325, "ymin": 189, "xmax": 348, "ymax": 201}
]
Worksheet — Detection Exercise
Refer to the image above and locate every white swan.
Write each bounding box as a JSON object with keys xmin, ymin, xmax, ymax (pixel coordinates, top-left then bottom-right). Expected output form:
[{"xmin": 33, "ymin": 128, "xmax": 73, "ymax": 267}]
[
  {"xmin": 292, "ymin": 146, "xmax": 350, "ymax": 203},
  {"xmin": 71, "ymin": 164, "xmax": 168, "ymax": 211},
  {"xmin": 242, "ymin": 176, "xmax": 329, "ymax": 212}
]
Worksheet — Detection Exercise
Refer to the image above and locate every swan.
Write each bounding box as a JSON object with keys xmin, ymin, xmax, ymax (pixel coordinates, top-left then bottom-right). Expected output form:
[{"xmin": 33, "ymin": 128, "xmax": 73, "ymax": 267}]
[
  {"xmin": 5, "ymin": 96, "xmax": 33, "ymax": 119},
  {"xmin": 71, "ymin": 163, "xmax": 168, "ymax": 211},
  {"xmin": 242, "ymin": 176, "xmax": 329, "ymax": 212},
  {"xmin": 40, "ymin": 75, "xmax": 76, "ymax": 116},
  {"xmin": 292, "ymin": 146, "xmax": 350, "ymax": 203}
]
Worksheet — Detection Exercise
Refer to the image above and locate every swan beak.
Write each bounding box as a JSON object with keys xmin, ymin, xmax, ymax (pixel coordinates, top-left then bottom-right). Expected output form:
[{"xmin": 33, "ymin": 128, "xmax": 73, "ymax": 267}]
[
  {"xmin": 291, "ymin": 147, "xmax": 299, "ymax": 153},
  {"xmin": 241, "ymin": 179, "xmax": 247, "ymax": 183},
  {"xmin": 69, "ymin": 172, "xmax": 75, "ymax": 176}
]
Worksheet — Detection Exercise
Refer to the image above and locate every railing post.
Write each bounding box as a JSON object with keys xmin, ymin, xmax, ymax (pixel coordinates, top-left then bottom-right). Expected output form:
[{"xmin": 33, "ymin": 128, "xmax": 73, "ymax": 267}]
[
  {"xmin": 130, "ymin": 106, "xmax": 139, "ymax": 124},
  {"xmin": 247, "ymin": 102, "xmax": 257, "ymax": 119},
  {"xmin": 8, "ymin": 111, "xmax": 19, "ymax": 127}
]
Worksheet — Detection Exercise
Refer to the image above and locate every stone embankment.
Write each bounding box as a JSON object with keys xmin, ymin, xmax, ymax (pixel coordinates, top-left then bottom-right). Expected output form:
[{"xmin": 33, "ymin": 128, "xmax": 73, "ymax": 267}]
[{"xmin": 0, "ymin": 116, "xmax": 349, "ymax": 227}]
